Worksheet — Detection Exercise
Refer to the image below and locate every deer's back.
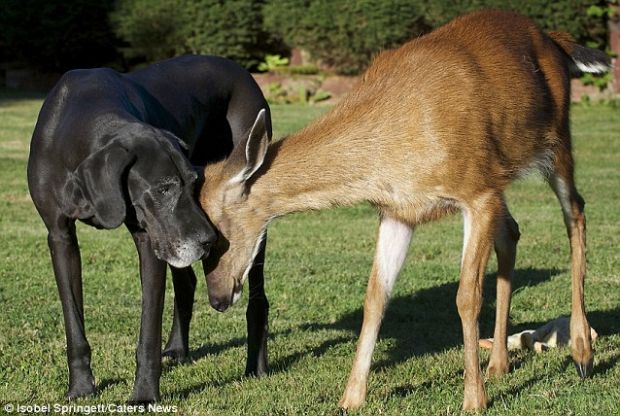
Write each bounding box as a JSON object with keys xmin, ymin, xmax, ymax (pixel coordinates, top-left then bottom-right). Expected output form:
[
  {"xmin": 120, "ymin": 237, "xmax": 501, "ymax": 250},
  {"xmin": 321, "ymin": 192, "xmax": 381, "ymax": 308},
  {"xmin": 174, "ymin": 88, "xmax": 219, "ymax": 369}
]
[{"xmin": 354, "ymin": 10, "xmax": 571, "ymax": 200}]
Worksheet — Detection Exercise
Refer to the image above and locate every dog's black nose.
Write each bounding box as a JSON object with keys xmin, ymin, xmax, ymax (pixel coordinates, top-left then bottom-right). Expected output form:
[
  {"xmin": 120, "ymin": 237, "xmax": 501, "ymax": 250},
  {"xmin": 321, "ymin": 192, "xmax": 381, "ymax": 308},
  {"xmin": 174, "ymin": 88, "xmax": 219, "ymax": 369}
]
[
  {"xmin": 200, "ymin": 238, "xmax": 212, "ymax": 250},
  {"xmin": 200, "ymin": 229, "xmax": 217, "ymax": 251},
  {"xmin": 201, "ymin": 242, "xmax": 211, "ymax": 259},
  {"xmin": 206, "ymin": 228, "xmax": 218, "ymax": 243}
]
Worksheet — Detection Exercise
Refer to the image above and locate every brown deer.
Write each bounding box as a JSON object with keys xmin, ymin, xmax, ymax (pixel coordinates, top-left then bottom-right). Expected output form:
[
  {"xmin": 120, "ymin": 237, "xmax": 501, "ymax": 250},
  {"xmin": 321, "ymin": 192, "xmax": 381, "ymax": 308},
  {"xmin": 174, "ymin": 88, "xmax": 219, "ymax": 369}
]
[{"xmin": 199, "ymin": 10, "xmax": 609, "ymax": 411}]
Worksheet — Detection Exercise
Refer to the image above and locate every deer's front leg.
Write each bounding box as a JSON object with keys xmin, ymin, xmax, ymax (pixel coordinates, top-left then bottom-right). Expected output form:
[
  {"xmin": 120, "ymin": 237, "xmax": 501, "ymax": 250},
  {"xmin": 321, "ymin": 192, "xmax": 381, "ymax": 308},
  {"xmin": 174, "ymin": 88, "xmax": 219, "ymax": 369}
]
[
  {"xmin": 487, "ymin": 206, "xmax": 520, "ymax": 377},
  {"xmin": 457, "ymin": 197, "xmax": 501, "ymax": 411},
  {"xmin": 129, "ymin": 229, "xmax": 167, "ymax": 403},
  {"xmin": 339, "ymin": 216, "xmax": 413, "ymax": 410}
]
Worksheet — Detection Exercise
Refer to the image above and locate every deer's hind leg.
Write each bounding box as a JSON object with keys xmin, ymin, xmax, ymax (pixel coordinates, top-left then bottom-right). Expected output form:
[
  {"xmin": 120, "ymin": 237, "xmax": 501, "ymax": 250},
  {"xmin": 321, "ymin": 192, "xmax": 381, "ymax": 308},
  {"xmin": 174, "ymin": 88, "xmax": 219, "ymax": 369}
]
[
  {"xmin": 458, "ymin": 192, "xmax": 504, "ymax": 411},
  {"xmin": 549, "ymin": 143, "xmax": 593, "ymax": 378},
  {"xmin": 487, "ymin": 201, "xmax": 520, "ymax": 377}
]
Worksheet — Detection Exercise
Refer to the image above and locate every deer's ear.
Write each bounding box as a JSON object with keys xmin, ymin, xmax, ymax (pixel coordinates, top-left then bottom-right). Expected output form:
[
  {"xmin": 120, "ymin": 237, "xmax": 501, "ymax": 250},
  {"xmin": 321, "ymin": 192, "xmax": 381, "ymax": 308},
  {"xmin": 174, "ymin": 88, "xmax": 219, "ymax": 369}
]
[{"xmin": 227, "ymin": 109, "xmax": 271, "ymax": 186}]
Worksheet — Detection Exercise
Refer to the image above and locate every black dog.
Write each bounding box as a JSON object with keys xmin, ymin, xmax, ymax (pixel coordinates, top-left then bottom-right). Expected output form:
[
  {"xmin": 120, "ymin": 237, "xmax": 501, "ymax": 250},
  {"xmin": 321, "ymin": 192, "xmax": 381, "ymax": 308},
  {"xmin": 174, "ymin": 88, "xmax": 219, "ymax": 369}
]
[{"xmin": 27, "ymin": 55, "xmax": 271, "ymax": 403}]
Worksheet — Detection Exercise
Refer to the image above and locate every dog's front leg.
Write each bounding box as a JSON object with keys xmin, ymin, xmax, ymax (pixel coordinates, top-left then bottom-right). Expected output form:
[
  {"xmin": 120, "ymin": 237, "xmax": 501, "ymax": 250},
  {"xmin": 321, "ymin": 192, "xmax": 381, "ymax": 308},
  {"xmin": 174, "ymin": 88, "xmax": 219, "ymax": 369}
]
[
  {"xmin": 129, "ymin": 228, "xmax": 166, "ymax": 403},
  {"xmin": 245, "ymin": 238, "xmax": 269, "ymax": 376},
  {"xmin": 163, "ymin": 266, "xmax": 197, "ymax": 363},
  {"xmin": 47, "ymin": 216, "xmax": 96, "ymax": 399}
]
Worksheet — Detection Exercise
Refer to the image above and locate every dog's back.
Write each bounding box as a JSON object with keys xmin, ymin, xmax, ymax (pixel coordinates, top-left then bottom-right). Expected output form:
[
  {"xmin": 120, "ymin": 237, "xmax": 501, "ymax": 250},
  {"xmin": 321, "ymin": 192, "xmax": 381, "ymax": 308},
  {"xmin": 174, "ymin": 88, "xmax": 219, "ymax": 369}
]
[
  {"xmin": 31, "ymin": 56, "xmax": 268, "ymax": 170},
  {"xmin": 28, "ymin": 55, "xmax": 270, "ymax": 207},
  {"xmin": 126, "ymin": 55, "xmax": 270, "ymax": 162}
]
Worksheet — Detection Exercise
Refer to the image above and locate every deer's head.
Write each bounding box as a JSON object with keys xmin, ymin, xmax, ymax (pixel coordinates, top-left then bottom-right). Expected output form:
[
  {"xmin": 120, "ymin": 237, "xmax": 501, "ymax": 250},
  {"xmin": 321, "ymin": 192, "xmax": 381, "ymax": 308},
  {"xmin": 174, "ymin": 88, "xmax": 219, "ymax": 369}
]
[{"xmin": 200, "ymin": 110, "xmax": 271, "ymax": 311}]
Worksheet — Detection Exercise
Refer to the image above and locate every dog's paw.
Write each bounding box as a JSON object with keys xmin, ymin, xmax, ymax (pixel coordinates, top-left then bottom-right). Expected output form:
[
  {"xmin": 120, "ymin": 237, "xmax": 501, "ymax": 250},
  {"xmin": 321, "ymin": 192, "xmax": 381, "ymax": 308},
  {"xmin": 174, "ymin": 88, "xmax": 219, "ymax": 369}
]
[
  {"xmin": 67, "ymin": 380, "xmax": 96, "ymax": 400},
  {"xmin": 128, "ymin": 393, "xmax": 159, "ymax": 405},
  {"xmin": 162, "ymin": 347, "xmax": 188, "ymax": 365}
]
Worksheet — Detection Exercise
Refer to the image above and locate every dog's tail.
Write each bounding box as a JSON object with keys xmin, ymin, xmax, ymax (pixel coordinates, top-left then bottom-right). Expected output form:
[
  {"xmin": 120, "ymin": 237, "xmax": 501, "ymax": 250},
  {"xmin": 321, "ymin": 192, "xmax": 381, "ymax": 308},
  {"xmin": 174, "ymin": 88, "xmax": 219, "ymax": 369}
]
[{"xmin": 548, "ymin": 31, "xmax": 611, "ymax": 74}]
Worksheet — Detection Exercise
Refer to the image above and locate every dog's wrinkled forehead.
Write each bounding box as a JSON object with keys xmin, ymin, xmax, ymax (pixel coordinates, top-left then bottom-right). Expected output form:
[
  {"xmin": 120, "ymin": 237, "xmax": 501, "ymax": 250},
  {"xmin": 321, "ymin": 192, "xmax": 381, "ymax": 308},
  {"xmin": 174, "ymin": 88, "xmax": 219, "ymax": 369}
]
[
  {"xmin": 121, "ymin": 123, "xmax": 196, "ymax": 185},
  {"xmin": 155, "ymin": 130, "xmax": 197, "ymax": 184},
  {"xmin": 116, "ymin": 123, "xmax": 198, "ymax": 207}
]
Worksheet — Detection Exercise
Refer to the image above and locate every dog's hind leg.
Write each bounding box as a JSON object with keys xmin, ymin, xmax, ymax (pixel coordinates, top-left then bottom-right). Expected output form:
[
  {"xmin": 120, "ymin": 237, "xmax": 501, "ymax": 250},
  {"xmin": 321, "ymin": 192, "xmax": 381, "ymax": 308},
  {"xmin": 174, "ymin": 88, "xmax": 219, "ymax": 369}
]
[
  {"xmin": 163, "ymin": 266, "xmax": 197, "ymax": 363},
  {"xmin": 46, "ymin": 215, "xmax": 96, "ymax": 399},
  {"xmin": 245, "ymin": 238, "xmax": 269, "ymax": 376},
  {"xmin": 129, "ymin": 228, "xmax": 167, "ymax": 403}
]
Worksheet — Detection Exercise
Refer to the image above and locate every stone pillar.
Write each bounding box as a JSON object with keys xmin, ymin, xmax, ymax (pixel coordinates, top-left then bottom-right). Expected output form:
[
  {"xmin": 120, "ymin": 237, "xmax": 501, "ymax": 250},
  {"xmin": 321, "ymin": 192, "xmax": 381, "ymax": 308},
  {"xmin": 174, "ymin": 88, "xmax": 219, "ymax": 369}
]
[{"xmin": 609, "ymin": 3, "xmax": 620, "ymax": 92}]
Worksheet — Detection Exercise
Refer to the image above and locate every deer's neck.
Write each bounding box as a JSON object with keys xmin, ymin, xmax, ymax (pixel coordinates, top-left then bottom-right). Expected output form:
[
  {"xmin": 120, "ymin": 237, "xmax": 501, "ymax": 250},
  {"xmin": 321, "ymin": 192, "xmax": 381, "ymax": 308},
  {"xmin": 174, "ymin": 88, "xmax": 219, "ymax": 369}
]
[{"xmin": 249, "ymin": 115, "xmax": 378, "ymax": 219}]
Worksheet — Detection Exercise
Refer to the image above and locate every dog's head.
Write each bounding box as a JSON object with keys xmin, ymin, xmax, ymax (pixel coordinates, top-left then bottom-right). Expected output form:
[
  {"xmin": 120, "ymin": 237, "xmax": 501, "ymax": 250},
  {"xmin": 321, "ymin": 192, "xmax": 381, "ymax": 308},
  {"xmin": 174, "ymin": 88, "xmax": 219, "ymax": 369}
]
[{"xmin": 63, "ymin": 123, "xmax": 216, "ymax": 267}]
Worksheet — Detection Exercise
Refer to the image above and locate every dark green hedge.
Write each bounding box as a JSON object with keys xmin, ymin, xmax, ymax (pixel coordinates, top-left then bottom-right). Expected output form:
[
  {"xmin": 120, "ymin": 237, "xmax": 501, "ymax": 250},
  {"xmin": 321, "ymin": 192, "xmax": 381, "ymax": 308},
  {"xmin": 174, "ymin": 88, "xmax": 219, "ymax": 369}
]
[
  {"xmin": 422, "ymin": 1, "xmax": 608, "ymax": 47},
  {"xmin": 264, "ymin": 0, "xmax": 609, "ymax": 74},
  {"xmin": 110, "ymin": 0, "xmax": 189, "ymax": 63},
  {"xmin": 0, "ymin": 0, "xmax": 119, "ymax": 72},
  {"xmin": 263, "ymin": 0, "xmax": 430, "ymax": 75},
  {"xmin": 0, "ymin": 0, "xmax": 609, "ymax": 74},
  {"xmin": 111, "ymin": 0, "xmax": 284, "ymax": 69}
]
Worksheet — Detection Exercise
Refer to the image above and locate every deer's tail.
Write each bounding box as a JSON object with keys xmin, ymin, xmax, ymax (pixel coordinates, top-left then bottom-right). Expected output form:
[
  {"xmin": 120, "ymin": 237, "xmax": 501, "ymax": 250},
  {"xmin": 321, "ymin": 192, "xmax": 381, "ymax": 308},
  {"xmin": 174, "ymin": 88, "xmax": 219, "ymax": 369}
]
[{"xmin": 548, "ymin": 31, "xmax": 611, "ymax": 74}]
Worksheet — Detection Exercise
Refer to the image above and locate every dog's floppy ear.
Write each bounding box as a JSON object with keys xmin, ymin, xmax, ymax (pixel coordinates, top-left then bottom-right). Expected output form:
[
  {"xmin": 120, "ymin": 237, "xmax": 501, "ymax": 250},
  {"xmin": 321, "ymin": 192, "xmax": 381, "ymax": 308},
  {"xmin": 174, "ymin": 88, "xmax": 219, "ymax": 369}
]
[{"xmin": 64, "ymin": 140, "xmax": 135, "ymax": 229}]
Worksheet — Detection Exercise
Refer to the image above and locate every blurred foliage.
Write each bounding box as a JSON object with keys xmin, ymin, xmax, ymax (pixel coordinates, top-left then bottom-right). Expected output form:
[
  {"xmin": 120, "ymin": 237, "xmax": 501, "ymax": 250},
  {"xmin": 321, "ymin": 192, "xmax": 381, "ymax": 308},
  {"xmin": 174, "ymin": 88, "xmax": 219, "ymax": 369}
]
[
  {"xmin": 422, "ymin": 0, "xmax": 609, "ymax": 48},
  {"xmin": 263, "ymin": 80, "xmax": 331, "ymax": 104},
  {"xmin": 264, "ymin": 0, "xmax": 611, "ymax": 75},
  {"xmin": 185, "ymin": 0, "xmax": 285, "ymax": 69},
  {"xmin": 110, "ymin": 0, "xmax": 188, "ymax": 62},
  {"xmin": 263, "ymin": 0, "xmax": 430, "ymax": 75},
  {"xmin": 258, "ymin": 54, "xmax": 290, "ymax": 72},
  {"xmin": 0, "ymin": 0, "xmax": 612, "ymax": 76},
  {"xmin": 0, "ymin": 0, "xmax": 119, "ymax": 72},
  {"xmin": 110, "ymin": 0, "xmax": 285, "ymax": 69}
]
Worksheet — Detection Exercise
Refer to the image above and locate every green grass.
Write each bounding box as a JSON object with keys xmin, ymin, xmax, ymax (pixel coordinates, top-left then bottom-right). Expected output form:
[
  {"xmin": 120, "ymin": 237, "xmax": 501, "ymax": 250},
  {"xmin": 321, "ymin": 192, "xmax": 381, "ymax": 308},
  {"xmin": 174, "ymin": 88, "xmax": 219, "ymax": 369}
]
[{"xmin": 0, "ymin": 92, "xmax": 619, "ymax": 415}]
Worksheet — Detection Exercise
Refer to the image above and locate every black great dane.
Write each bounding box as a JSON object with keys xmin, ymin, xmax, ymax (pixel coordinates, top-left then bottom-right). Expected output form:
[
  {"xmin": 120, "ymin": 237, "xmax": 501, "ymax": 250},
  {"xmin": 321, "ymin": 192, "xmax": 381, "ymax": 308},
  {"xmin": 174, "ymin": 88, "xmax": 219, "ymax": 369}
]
[{"xmin": 27, "ymin": 55, "xmax": 271, "ymax": 403}]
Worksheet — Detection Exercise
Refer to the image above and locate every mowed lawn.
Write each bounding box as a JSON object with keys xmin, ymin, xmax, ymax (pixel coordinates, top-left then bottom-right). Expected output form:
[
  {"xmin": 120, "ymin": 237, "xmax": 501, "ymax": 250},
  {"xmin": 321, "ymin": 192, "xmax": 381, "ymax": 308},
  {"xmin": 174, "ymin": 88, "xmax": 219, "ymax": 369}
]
[{"xmin": 0, "ymin": 89, "xmax": 619, "ymax": 415}]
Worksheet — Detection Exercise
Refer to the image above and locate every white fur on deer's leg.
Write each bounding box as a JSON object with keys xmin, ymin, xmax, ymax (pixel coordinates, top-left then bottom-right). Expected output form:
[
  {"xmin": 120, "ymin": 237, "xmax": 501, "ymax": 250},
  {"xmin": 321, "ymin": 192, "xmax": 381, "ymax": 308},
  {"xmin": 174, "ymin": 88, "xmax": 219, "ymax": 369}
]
[{"xmin": 339, "ymin": 216, "xmax": 413, "ymax": 410}]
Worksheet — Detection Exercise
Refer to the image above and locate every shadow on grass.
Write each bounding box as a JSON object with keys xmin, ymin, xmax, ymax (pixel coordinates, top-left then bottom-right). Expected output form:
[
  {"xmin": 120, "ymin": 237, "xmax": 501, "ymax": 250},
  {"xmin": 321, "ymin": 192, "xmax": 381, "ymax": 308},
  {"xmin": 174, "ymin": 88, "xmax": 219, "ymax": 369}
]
[
  {"xmin": 288, "ymin": 267, "xmax": 563, "ymax": 370},
  {"xmin": 172, "ymin": 267, "xmax": 559, "ymax": 399},
  {"xmin": 187, "ymin": 337, "xmax": 247, "ymax": 363},
  {"xmin": 174, "ymin": 267, "xmax": 620, "ymax": 399},
  {"xmin": 97, "ymin": 378, "xmax": 124, "ymax": 394},
  {"xmin": 593, "ymin": 348, "xmax": 620, "ymax": 376},
  {"xmin": 166, "ymin": 336, "xmax": 355, "ymax": 400},
  {"xmin": 159, "ymin": 337, "xmax": 249, "ymax": 400}
]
